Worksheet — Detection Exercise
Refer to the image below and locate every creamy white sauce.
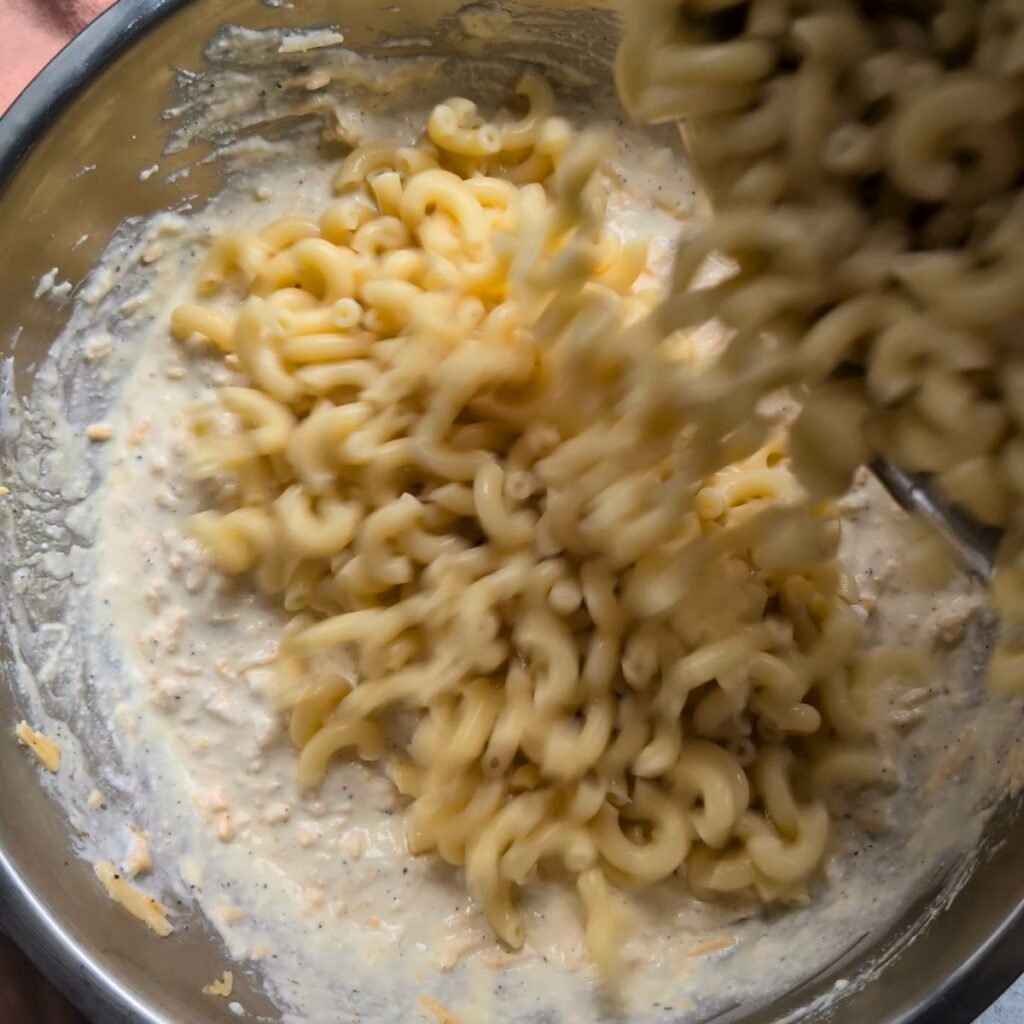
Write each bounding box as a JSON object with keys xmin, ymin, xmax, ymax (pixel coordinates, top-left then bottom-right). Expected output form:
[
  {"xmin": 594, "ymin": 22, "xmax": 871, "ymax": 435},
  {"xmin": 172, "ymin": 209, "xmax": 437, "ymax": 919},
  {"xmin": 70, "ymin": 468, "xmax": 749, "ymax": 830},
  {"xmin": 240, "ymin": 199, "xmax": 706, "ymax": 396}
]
[{"xmin": 2, "ymin": 27, "xmax": 1022, "ymax": 1024}]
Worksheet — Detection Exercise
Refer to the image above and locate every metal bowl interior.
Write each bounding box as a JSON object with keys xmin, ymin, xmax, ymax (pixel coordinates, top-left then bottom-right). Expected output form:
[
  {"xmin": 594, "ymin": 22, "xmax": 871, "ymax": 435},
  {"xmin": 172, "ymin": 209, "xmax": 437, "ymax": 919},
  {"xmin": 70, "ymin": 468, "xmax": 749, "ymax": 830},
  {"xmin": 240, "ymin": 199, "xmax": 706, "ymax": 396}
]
[{"xmin": 0, "ymin": 2, "xmax": 1022, "ymax": 1022}]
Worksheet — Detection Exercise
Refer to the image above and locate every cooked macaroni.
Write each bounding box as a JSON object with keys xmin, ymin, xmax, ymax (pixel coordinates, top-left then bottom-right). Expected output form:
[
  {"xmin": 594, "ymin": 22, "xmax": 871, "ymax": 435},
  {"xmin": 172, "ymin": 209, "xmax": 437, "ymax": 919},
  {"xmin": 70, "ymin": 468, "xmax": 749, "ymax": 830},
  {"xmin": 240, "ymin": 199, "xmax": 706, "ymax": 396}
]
[
  {"xmin": 617, "ymin": 0, "xmax": 1024, "ymax": 684},
  {"xmin": 178, "ymin": 77, "xmax": 895, "ymax": 970}
]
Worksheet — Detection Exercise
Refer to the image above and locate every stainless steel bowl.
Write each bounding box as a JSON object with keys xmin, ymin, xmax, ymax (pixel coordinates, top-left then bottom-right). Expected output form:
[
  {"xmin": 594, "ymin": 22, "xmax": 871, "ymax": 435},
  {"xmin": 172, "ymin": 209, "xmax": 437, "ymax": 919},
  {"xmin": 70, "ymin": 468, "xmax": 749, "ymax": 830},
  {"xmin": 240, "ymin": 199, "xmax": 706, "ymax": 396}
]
[{"xmin": 1, "ymin": 2, "xmax": 1023, "ymax": 1022}]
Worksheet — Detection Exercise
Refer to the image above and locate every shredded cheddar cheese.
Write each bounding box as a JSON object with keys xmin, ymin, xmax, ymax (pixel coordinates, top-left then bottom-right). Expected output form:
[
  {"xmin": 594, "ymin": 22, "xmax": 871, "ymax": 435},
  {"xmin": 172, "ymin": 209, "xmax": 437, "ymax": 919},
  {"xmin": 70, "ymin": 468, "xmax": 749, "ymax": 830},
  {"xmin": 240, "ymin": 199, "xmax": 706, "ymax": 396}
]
[
  {"xmin": 94, "ymin": 860, "xmax": 173, "ymax": 937},
  {"xmin": 419, "ymin": 993, "xmax": 464, "ymax": 1024},
  {"xmin": 15, "ymin": 721, "xmax": 61, "ymax": 772},
  {"xmin": 203, "ymin": 971, "xmax": 234, "ymax": 997},
  {"xmin": 124, "ymin": 828, "xmax": 153, "ymax": 878},
  {"xmin": 86, "ymin": 423, "xmax": 114, "ymax": 442}
]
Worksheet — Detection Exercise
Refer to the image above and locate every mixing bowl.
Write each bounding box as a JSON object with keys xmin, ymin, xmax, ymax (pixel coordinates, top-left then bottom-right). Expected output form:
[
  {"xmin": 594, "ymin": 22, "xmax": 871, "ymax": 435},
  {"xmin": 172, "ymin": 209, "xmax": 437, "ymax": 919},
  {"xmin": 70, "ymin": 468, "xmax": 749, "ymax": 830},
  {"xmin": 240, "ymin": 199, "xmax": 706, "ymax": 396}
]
[{"xmin": 1, "ymin": 2, "xmax": 1022, "ymax": 1022}]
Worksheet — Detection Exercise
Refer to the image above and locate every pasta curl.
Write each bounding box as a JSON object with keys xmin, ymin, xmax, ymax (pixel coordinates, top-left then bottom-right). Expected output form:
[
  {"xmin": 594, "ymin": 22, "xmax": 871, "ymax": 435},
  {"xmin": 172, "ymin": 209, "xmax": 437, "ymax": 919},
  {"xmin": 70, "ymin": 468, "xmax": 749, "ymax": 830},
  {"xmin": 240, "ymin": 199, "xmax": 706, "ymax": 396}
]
[{"xmin": 184, "ymin": 78, "xmax": 894, "ymax": 973}]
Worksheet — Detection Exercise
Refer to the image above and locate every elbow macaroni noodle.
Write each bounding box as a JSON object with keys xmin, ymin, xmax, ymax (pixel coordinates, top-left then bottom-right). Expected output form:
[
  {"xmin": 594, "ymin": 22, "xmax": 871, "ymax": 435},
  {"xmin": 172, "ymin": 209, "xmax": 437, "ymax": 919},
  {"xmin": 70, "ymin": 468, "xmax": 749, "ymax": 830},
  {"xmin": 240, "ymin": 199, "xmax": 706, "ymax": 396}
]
[
  {"xmin": 618, "ymin": 0, "xmax": 1024, "ymax": 683},
  {"xmin": 180, "ymin": 72, "xmax": 922, "ymax": 970}
]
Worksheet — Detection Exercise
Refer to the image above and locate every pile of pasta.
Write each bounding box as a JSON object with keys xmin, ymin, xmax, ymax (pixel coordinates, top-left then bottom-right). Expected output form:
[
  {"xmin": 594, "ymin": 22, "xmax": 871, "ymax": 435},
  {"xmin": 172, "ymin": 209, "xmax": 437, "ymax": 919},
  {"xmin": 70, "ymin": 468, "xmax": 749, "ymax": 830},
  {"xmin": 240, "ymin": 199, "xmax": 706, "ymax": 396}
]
[
  {"xmin": 618, "ymin": 0, "xmax": 1024, "ymax": 685},
  {"xmin": 175, "ymin": 74, "xmax": 894, "ymax": 968}
]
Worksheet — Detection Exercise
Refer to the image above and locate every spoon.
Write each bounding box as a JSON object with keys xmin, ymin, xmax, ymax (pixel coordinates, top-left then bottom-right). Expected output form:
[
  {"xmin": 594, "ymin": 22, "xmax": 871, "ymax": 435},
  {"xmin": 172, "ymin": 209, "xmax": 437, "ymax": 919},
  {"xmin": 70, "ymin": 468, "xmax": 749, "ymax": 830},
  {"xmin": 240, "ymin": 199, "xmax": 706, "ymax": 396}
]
[{"xmin": 869, "ymin": 458, "xmax": 1000, "ymax": 581}]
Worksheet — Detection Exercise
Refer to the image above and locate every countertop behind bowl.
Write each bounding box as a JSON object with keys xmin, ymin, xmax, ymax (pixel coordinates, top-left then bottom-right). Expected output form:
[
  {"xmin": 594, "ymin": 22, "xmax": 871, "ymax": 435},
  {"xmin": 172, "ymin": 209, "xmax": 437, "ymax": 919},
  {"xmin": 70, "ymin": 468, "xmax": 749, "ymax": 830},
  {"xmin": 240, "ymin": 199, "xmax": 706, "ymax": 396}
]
[{"xmin": 1, "ymin": 2, "xmax": 1023, "ymax": 1022}]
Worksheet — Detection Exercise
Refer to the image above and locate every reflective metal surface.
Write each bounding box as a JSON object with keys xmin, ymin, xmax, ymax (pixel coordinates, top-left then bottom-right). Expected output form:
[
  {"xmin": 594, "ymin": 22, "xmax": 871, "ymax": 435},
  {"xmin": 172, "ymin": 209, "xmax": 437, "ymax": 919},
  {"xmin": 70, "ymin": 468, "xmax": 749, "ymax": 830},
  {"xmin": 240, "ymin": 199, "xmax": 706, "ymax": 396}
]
[
  {"xmin": 871, "ymin": 460, "xmax": 1001, "ymax": 582},
  {"xmin": 0, "ymin": 2, "xmax": 1021, "ymax": 1022}
]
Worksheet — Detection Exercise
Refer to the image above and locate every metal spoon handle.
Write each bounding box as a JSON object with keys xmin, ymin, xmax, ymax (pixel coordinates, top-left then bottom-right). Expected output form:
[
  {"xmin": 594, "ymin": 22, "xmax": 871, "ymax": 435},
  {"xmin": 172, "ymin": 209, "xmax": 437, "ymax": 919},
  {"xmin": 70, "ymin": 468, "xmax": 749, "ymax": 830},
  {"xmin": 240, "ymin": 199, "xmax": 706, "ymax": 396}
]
[{"xmin": 870, "ymin": 458, "xmax": 1000, "ymax": 581}]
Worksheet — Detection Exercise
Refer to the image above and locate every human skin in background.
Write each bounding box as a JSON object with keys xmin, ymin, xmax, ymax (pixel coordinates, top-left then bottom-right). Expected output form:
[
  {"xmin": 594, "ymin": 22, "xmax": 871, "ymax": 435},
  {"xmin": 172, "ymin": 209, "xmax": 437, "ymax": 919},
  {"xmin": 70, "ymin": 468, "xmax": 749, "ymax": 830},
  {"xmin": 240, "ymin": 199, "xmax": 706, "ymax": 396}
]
[{"xmin": 0, "ymin": 0, "xmax": 113, "ymax": 113}]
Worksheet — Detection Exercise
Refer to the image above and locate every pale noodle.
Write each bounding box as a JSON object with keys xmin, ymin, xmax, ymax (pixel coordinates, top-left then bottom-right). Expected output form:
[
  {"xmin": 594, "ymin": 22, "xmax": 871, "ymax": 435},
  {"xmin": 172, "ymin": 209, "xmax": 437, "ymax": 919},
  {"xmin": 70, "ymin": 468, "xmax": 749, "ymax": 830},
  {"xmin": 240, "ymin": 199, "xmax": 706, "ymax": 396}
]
[
  {"xmin": 617, "ymin": 0, "xmax": 1024, "ymax": 684},
  {"xmin": 180, "ymin": 75, "xmax": 902, "ymax": 971}
]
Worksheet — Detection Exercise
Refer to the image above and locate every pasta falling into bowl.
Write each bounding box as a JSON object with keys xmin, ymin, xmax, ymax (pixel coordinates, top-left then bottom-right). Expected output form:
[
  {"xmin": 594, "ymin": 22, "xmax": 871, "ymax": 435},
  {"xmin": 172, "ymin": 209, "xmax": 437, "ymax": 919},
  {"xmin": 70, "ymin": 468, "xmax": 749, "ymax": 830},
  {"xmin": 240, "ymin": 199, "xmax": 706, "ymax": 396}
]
[
  {"xmin": 3, "ymin": 0, "xmax": 1022, "ymax": 1020},
  {"xmin": 177, "ymin": 72, "xmax": 927, "ymax": 972}
]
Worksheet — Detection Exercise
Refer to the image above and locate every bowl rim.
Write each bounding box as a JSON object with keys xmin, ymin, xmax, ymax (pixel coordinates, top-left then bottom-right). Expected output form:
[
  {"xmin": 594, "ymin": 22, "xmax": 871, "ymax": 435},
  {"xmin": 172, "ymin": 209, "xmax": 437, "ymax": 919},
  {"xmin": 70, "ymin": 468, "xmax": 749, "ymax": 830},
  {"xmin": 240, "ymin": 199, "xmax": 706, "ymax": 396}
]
[
  {"xmin": 0, "ymin": 3, "xmax": 1023, "ymax": 1023},
  {"xmin": 0, "ymin": 8, "xmax": 191, "ymax": 1021}
]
